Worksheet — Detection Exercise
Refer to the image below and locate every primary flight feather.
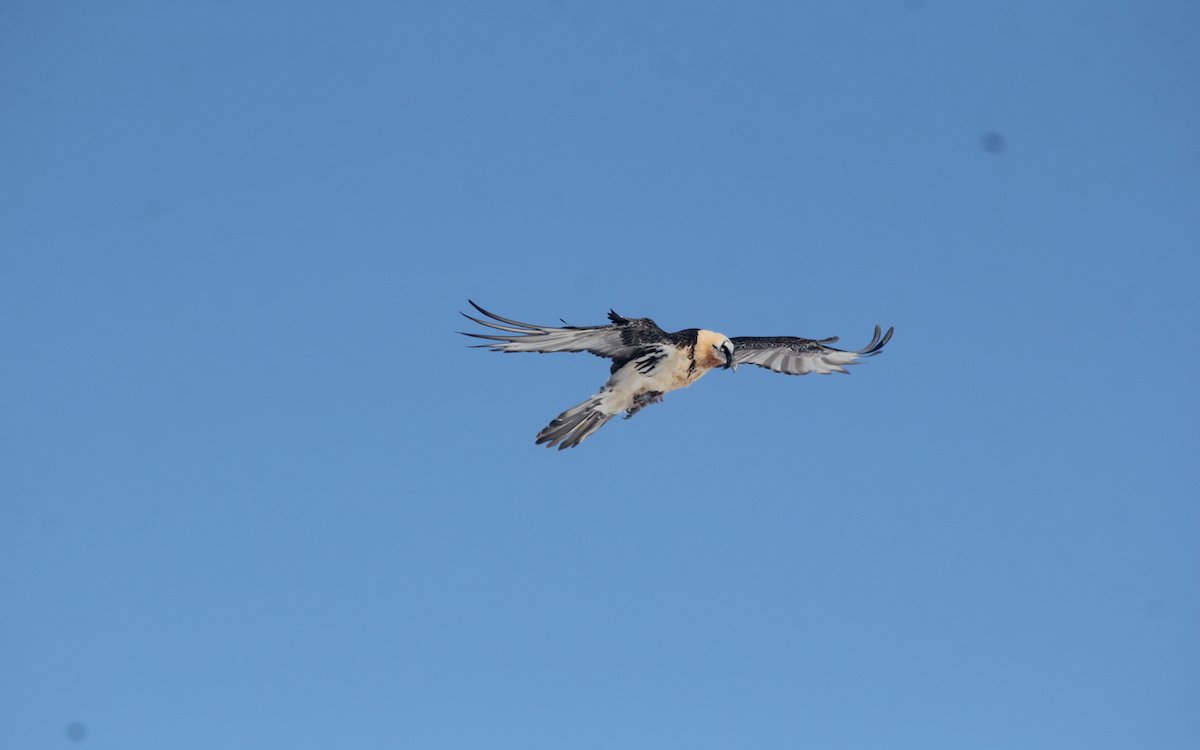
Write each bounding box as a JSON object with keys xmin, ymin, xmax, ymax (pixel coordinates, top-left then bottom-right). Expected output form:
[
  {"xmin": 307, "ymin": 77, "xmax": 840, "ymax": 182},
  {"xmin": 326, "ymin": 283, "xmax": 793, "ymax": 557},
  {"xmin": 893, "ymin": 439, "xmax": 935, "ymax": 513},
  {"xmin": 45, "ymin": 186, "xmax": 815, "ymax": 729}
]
[{"xmin": 461, "ymin": 300, "xmax": 894, "ymax": 449}]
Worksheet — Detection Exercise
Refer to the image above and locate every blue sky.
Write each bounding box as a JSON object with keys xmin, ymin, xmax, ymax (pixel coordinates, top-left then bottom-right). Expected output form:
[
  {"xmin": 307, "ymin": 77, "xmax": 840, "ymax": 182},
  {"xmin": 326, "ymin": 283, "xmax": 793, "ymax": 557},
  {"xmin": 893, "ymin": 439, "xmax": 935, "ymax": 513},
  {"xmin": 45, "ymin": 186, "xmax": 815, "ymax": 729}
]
[{"xmin": 3, "ymin": 1, "xmax": 1198, "ymax": 748}]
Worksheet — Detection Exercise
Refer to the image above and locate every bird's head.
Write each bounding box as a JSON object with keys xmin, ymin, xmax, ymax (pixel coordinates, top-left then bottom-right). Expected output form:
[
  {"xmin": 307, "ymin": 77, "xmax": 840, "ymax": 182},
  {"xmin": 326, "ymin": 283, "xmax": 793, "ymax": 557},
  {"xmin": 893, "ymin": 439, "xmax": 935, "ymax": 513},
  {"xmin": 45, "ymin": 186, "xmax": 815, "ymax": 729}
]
[{"xmin": 698, "ymin": 330, "xmax": 737, "ymax": 372}]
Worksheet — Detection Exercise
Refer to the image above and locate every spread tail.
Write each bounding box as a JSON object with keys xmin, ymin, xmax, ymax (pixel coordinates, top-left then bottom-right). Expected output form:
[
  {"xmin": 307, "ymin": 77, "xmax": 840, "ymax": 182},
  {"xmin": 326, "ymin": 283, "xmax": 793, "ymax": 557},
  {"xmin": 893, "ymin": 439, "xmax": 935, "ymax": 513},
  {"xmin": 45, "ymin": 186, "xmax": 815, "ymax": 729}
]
[{"xmin": 535, "ymin": 392, "xmax": 616, "ymax": 450}]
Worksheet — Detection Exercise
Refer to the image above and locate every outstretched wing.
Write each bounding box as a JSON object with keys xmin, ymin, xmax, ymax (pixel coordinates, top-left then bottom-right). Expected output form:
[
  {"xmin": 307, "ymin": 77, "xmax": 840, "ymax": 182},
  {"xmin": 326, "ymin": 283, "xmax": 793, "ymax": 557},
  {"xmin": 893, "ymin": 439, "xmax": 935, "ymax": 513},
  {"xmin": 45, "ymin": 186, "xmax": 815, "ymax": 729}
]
[
  {"xmin": 731, "ymin": 324, "xmax": 894, "ymax": 375},
  {"xmin": 460, "ymin": 300, "xmax": 669, "ymax": 360}
]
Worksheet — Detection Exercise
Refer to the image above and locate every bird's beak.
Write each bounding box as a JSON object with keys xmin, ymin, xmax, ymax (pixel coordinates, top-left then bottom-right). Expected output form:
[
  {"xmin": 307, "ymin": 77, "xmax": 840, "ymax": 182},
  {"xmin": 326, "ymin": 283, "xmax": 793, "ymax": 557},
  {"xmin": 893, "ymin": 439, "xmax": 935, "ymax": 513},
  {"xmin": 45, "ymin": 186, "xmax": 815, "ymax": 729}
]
[{"xmin": 725, "ymin": 351, "xmax": 736, "ymax": 371}]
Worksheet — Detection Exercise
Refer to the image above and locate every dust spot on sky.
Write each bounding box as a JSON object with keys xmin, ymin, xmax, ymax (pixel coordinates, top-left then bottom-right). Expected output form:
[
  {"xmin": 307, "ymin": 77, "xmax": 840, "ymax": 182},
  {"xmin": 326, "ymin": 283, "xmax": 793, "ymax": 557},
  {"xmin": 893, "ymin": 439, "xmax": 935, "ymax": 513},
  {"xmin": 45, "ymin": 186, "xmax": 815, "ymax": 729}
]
[
  {"xmin": 66, "ymin": 721, "xmax": 87, "ymax": 743},
  {"xmin": 138, "ymin": 200, "xmax": 164, "ymax": 222},
  {"xmin": 981, "ymin": 132, "xmax": 1007, "ymax": 154}
]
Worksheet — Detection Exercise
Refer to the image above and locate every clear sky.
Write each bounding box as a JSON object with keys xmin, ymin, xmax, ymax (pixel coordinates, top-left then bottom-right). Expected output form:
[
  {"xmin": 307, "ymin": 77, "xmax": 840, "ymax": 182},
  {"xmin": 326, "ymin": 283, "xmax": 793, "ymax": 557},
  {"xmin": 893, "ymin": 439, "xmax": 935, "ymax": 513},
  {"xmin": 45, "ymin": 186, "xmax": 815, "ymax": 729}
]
[{"xmin": 3, "ymin": 2, "xmax": 1198, "ymax": 748}]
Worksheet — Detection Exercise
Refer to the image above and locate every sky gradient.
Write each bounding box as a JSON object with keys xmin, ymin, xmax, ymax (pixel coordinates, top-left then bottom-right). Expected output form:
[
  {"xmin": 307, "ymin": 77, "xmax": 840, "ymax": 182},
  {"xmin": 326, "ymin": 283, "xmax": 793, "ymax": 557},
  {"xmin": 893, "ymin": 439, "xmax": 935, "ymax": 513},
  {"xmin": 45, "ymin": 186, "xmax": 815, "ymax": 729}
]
[{"xmin": 3, "ymin": 2, "xmax": 1198, "ymax": 748}]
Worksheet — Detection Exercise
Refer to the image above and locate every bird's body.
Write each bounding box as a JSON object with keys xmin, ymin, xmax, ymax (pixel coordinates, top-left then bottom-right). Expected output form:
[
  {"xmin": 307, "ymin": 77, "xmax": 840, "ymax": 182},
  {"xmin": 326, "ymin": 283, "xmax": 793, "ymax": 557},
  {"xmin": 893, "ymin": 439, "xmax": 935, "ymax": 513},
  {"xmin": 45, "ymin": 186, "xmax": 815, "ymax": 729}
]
[
  {"xmin": 461, "ymin": 301, "xmax": 893, "ymax": 449},
  {"xmin": 534, "ymin": 328, "xmax": 729, "ymax": 448}
]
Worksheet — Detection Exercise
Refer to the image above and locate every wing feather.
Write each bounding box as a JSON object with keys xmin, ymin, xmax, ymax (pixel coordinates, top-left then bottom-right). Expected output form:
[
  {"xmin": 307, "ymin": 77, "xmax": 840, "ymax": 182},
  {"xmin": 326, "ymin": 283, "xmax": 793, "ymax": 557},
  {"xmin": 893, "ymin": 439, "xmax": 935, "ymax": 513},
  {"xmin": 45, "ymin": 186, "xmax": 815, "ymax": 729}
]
[
  {"xmin": 731, "ymin": 325, "xmax": 894, "ymax": 376},
  {"xmin": 459, "ymin": 300, "xmax": 668, "ymax": 360}
]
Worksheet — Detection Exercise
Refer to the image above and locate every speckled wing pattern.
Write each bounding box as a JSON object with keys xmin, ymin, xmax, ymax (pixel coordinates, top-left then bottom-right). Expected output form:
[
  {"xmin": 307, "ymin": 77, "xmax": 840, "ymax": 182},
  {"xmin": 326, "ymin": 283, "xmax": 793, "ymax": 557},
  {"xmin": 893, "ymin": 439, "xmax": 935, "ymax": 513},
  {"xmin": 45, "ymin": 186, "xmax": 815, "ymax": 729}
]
[
  {"xmin": 731, "ymin": 324, "xmax": 894, "ymax": 375},
  {"xmin": 459, "ymin": 300, "xmax": 671, "ymax": 366}
]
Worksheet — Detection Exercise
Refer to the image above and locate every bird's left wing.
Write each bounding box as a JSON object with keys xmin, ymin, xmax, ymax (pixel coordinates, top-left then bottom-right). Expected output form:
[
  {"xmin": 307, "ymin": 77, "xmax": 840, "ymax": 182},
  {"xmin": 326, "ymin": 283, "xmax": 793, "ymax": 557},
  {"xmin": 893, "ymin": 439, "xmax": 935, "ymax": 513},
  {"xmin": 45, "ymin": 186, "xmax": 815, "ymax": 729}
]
[
  {"xmin": 731, "ymin": 324, "xmax": 894, "ymax": 375},
  {"xmin": 460, "ymin": 300, "xmax": 668, "ymax": 360}
]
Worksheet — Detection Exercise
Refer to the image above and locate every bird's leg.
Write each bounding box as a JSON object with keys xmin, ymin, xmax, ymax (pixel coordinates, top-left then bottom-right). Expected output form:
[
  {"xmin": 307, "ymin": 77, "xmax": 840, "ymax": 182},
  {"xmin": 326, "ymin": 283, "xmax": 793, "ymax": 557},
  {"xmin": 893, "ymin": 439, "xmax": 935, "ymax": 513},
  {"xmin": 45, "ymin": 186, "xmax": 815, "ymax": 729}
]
[{"xmin": 624, "ymin": 390, "xmax": 664, "ymax": 419}]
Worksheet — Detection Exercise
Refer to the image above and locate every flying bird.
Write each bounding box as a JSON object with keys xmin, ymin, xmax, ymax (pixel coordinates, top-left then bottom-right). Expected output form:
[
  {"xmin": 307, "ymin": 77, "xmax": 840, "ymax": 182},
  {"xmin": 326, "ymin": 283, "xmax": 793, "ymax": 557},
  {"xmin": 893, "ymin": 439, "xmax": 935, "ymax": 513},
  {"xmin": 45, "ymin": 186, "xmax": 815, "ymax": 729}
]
[{"xmin": 461, "ymin": 300, "xmax": 894, "ymax": 449}]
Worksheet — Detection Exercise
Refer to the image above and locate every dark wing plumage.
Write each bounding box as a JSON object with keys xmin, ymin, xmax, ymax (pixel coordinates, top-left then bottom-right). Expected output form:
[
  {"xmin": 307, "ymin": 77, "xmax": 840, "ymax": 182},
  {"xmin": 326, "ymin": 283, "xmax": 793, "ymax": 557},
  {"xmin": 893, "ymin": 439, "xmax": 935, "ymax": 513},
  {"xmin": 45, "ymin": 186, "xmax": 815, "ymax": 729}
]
[
  {"xmin": 460, "ymin": 300, "xmax": 669, "ymax": 362},
  {"xmin": 731, "ymin": 324, "xmax": 894, "ymax": 375}
]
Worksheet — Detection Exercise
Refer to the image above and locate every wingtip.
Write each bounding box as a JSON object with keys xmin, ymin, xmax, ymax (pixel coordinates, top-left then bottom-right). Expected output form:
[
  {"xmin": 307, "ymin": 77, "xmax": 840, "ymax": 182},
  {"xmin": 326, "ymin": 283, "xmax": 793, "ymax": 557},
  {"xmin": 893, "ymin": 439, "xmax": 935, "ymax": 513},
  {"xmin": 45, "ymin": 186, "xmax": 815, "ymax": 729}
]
[
  {"xmin": 864, "ymin": 324, "xmax": 894, "ymax": 355},
  {"xmin": 849, "ymin": 323, "xmax": 894, "ymax": 356},
  {"xmin": 875, "ymin": 324, "xmax": 894, "ymax": 351}
]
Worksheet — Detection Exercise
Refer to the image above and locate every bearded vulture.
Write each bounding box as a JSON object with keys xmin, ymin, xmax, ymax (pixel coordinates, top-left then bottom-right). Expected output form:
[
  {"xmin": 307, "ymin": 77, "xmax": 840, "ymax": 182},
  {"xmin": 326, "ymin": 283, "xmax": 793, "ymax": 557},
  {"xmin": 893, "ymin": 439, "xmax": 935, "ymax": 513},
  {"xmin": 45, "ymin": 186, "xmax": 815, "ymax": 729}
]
[{"xmin": 461, "ymin": 300, "xmax": 893, "ymax": 449}]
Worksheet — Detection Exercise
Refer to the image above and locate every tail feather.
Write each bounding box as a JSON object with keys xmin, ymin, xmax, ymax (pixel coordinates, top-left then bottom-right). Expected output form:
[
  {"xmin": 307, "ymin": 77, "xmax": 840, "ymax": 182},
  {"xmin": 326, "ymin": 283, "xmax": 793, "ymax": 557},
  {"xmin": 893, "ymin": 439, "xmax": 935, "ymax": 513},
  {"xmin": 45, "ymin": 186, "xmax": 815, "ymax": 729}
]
[{"xmin": 536, "ymin": 394, "xmax": 616, "ymax": 450}]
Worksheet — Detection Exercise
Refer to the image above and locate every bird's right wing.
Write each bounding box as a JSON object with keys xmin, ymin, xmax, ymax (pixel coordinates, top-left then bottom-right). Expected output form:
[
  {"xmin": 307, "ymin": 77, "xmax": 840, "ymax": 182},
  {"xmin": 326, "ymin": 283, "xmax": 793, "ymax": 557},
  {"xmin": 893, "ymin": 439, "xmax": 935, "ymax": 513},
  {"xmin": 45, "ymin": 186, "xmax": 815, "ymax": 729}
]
[
  {"xmin": 460, "ymin": 300, "xmax": 668, "ymax": 360},
  {"xmin": 731, "ymin": 324, "xmax": 894, "ymax": 375}
]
